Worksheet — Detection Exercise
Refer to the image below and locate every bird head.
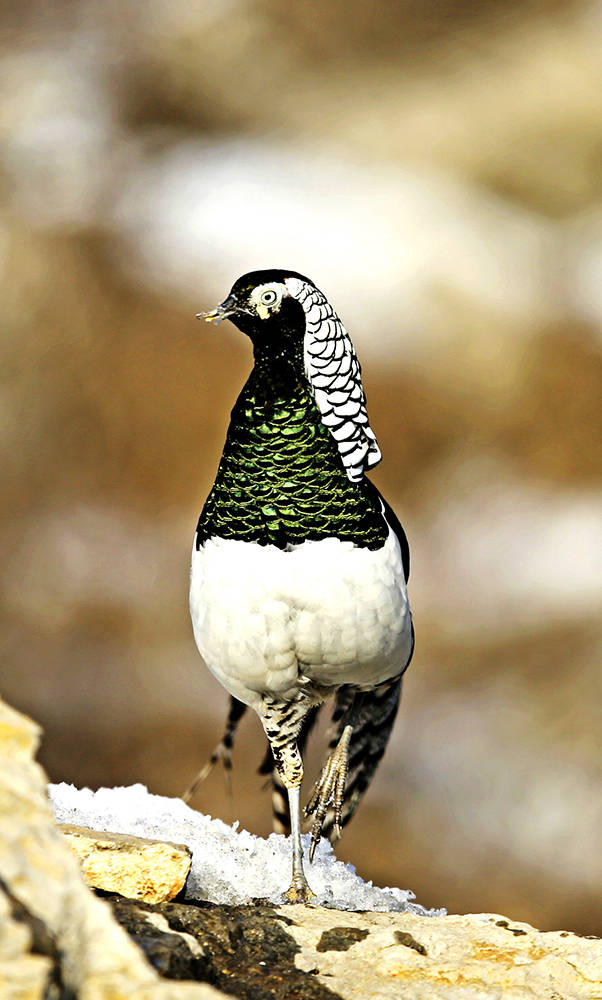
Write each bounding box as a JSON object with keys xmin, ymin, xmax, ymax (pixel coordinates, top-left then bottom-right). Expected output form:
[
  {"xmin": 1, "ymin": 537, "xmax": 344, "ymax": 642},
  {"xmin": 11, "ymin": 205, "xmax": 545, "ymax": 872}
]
[
  {"xmin": 198, "ymin": 268, "xmax": 381, "ymax": 479},
  {"xmin": 198, "ymin": 269, "xmax": 313, "ymax": 345}
]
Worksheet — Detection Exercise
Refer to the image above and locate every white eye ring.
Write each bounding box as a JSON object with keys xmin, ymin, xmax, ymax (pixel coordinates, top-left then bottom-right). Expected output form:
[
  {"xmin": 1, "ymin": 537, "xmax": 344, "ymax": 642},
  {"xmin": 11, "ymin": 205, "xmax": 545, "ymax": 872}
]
[{"xmin": 260, "ymin": 289, "xmax": 278, "ymax": 306}]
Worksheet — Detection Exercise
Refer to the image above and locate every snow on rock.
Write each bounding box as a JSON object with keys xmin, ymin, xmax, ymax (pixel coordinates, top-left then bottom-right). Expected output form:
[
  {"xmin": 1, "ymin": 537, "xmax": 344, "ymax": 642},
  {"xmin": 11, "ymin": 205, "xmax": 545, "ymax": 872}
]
[{"xmin": 49, "ymin": 782, "xmax": 440, "ymax": 915}]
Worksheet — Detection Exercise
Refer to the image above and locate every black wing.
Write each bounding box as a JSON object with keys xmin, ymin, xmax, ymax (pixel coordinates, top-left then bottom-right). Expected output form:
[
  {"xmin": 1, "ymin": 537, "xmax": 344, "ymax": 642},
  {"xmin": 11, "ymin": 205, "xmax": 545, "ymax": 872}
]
[
  {"xmin": 318, "ymin": 673, "xmax": 406, "ymax": 840},
  {"xmin": 362, "ymin": 475, "xmax": 410, "ymax": 582},
  {"xmin": 315, "ymin": 479, "xmax": 413, "ymax": 839}
]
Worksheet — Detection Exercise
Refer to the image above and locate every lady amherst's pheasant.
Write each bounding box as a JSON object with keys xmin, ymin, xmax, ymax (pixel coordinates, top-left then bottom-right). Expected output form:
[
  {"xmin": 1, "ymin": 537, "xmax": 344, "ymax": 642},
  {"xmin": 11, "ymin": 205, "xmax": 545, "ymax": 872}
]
[{"xmin": 189, "ymin": 269, "xmax": 414, "ymax": 902}]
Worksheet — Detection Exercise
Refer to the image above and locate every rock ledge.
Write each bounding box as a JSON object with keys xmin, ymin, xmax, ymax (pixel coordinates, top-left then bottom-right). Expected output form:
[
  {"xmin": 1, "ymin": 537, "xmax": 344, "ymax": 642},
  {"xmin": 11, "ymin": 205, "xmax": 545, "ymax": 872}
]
[
  {"xmin": 1, "ymin": 694, "xmax": 600, "ymax": 1000},
  {"xmin": 109, "ymin": 896, "xmax": 602, "ymax": 1000}
]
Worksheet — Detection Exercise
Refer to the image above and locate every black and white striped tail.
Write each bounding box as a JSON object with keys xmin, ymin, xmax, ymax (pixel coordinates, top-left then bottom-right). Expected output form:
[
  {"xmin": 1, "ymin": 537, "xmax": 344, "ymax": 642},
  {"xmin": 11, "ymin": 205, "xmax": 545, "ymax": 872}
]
[
  {"xmin": 260, "ymin": 676, "xmax": 404, "ymax": 839},
  {"xmin": 319, "ymin": 675, "xmax": 404, "ymax": 839},
  {"xmin": 205, "ymin": 667, "xmax": 406, "ymax": 841}
]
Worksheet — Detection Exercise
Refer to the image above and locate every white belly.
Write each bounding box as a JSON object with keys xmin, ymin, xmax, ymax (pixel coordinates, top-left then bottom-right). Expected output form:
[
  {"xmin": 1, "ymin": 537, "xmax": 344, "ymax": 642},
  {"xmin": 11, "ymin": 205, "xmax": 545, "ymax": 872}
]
[{"xmin": 189, "ymin": 529, "xmax": 412, "ymax": 710}]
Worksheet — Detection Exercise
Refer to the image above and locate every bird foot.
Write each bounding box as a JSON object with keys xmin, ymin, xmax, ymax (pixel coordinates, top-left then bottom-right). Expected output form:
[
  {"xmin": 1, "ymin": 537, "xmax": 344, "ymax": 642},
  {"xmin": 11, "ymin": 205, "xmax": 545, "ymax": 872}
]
[
  {"xmin": 284, "ymin": 874, "xmax": 317, "ymax": 904},
  {"xmin": 304, "ymin": 724, "xmax": 352, "ymax": 862},
  {"xmin": 182, "ymin": 740, "xmax": 233, "ymax": 803}
]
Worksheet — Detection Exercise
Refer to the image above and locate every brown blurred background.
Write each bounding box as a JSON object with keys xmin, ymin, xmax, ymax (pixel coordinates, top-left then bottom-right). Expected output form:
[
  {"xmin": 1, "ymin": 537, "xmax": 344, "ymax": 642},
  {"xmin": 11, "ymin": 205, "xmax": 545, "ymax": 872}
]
[{"xmin": 1, "ymin": 0, "xmax": 601, "ymax": 934}]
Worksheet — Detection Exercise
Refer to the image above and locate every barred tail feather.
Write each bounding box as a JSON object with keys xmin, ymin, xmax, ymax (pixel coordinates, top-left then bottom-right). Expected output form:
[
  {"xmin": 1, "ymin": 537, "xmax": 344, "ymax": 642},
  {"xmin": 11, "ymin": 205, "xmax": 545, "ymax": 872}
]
[
  {"xmin": 183, "ymin": 695, "xmax": 248, "ymax": 803},
  {"xmin": 220, "ymin": 675, "xmax": 404, "ymax": 843}
]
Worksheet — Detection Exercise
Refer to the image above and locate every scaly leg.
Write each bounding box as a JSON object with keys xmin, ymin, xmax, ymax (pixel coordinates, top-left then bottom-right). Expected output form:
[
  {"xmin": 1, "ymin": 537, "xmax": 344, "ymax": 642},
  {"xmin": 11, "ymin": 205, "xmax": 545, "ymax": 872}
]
[
  {"xmin": 304, "ymin": 722, "xmax": 353, "ymax": 862},
  {"xmin": 285, "ymin": 783, "xmax": 315, "ymax": 903},
  {"xmin": 261, "ymin": 703, "xmax": 316, "ymax": 903},
  {"xmin": 183, "ymin": 697, "xmax": 247, "ymax": 803}
]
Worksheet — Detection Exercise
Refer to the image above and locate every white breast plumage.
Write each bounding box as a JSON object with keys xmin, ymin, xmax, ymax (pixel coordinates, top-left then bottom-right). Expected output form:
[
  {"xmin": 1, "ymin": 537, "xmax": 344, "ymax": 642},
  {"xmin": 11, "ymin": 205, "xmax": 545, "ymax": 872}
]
[{"xmin": 189, "ymin": 528, "xmax": 412, "ymax": 712}]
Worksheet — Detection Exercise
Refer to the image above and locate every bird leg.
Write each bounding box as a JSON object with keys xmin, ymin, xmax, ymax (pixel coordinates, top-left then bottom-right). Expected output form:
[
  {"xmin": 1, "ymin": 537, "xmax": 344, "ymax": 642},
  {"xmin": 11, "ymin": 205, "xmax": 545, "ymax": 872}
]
[
  {"xmin": 304, "ymin": 721, "xmax": 353, "ymax": 862},
  {"xmin": 279, "ymin": 744, "xmax": 316, "ymax": 904},
  {"xmin": 261, "ymin": 709, "xmax": 316, "ymax": 904},
  {"xmin": 182, "ymin": 697, "xmax": 247, "ymax": 803},
  {"xmin": 286, "ymin": 783, "xmax": 315, "ymax": 903}
]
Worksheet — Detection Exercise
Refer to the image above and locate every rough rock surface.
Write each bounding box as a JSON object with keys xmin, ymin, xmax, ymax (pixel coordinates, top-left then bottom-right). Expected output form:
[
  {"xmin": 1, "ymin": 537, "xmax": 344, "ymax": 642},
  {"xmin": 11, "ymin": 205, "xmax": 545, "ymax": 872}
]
[
  {"xmin": 282, "ymin": 905, "xmax": 602, "ymax": 1000},
  {"xmin": 2, "ymin": 692, "xmax": 600, "ymax": 999},
  {"xmin": 110, "ymin": 897, "xmax": 602, "ymax": 1000},
  {"xmin": 59, "ymin": 823, "xmax": 191, "ymax": 904},
  {"xmin": 0, "ymin": 696, "xmax": 229, "ymax": 999}
]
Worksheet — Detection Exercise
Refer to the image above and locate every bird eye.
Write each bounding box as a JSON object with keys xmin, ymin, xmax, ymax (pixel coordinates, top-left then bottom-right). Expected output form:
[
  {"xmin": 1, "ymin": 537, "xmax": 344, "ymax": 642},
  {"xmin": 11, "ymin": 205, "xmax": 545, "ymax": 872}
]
[{"xmin": 260, "ymin": 289, "xmax": 278, "ymax": 306}]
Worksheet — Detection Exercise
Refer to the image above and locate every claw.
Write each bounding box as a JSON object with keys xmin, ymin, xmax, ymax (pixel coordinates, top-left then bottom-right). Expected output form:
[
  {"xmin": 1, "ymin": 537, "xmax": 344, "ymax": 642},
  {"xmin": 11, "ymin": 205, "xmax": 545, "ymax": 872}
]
[
  {"xmin": 284, "ymin": 875, "xmax": 317, "ymax": 904},
  {"xmin": 304, "ymin": 724, "xmax": 352, "ymax": 862}
]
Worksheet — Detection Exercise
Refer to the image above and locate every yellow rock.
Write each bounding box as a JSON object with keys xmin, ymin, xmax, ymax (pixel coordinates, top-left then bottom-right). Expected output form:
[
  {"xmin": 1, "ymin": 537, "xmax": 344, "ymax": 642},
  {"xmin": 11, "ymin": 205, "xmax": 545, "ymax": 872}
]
[
  {"xmin": 0, "ymin": 695, "xmax": 231, "ymax": 999},
  {"xmin": 59, "ymin": 824, "xmax": 191, "ymax": 904},
  {"xmin": 282, "ymin": 904, "xmax": 602, "ymax": 1000}
]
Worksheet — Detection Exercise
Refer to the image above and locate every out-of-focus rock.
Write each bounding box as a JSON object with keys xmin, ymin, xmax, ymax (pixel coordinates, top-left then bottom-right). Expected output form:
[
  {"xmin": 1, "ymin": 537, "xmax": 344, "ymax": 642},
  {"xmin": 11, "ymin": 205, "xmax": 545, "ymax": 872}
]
[
  {"xmin": 0, "ymin": 47, "xmax": 116, "ymax": 228},
  {"xmin": 59, "ymin": 823, "xmax": 191, "ymax": 904},
  {"xmin": 109, "ymin": 897, "xmax": 602, "ymax": 1000},
  {"xmin": 0, "ymin": 694, "xmax": 231, "ymax": 999},
  {"xmin": 0, "ymin": 889, "xmax": 52, "ymax": 1000},
  {"xmin": 411, "ymin": 477, "xmax": 602, "ymax": 631},
  {"xmin": 564, "ymin": 208, "xmax": 602, "ymax": 332},
  {"xmin": 128, "ymin": 1, "xmax": 602, "ymax": 215}
]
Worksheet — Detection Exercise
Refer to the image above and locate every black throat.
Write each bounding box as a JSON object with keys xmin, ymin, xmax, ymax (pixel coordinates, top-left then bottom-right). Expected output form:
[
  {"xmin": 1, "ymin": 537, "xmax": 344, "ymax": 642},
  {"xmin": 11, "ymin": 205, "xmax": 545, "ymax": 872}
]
[{"xmin": 195, "ymin": 293, "xmax": 388, "ymax": 550}]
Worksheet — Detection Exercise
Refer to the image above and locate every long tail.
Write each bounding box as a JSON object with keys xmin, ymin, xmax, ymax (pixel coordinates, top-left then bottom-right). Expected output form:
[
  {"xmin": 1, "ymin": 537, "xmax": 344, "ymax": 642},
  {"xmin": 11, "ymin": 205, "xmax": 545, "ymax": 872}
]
[
  {"xmin": 183, "ymin": 696, "xmax": 247, "ymax": 802},
  {"xmin": 199, "ymin": 673, "xmax": 404, "ymax": 841},
  {"xmin": 262, "ymin": 675, "xmax": 403, "ymax": 839}
]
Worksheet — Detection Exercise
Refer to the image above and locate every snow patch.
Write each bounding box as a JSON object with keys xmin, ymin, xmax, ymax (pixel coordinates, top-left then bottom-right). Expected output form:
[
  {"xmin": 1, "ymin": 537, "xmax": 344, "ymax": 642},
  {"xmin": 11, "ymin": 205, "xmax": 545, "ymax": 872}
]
[{"xmin": 49, "ymin": 782, "xmax": 441, "ymax": 914}]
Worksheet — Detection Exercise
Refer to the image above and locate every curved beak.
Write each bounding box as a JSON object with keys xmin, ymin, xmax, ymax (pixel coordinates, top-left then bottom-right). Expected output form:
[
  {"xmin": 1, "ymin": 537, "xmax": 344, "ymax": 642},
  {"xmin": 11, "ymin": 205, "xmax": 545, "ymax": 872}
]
[{"xmin": 196, "ymin": 293, "xmax": 238, "ymax": 325}]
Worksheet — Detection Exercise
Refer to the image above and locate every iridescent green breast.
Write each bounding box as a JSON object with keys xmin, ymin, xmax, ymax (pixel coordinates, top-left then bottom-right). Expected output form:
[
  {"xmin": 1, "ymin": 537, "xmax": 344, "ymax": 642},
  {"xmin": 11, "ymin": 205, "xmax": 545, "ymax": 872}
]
[{"xmin": 196, "ymin": 372, "xmax": 387, "ymax": 551}]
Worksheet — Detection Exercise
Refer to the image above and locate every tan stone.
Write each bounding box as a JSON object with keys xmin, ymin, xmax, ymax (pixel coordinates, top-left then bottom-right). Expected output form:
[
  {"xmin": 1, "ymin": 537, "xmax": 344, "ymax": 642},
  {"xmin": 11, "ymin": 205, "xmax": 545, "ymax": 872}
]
[
  {"xmin": 0, "ymin": 697, "xmax": 231, "ymax": 1000},
  {"xmin": 0, "ymin": 890, "xmax": 52, "ymax": 1000},
  {"xmin": 280, "ymin": 904, "xmax": 602, "ymax": 1000},
  {"xmin": 3, "ymin": 690, "xmax": 600, "ymax": 1000},
  {"xmin": 59, "ymin": 824, "xmax": 191, "ymax": 904}
]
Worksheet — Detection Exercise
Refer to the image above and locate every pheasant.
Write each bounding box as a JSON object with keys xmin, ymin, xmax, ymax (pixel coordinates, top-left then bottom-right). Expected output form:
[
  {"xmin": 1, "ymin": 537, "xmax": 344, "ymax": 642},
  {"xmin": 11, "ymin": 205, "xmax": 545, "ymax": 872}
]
[{"xmin": 189, "ymin": 270, "xmax": 413, "ymax": 901}]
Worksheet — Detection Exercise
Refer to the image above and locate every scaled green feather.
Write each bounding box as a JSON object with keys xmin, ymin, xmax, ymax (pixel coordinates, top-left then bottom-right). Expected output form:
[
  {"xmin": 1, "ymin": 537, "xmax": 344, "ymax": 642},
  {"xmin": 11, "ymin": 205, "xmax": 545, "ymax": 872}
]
[{"xmin": 196, "ymin": 366, "xmax": 386, "ymax": 551}]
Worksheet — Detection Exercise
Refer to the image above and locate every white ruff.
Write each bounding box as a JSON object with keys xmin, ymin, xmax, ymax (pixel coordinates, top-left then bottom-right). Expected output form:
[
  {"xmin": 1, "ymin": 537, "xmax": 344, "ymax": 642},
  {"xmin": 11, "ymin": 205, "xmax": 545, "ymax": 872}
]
[
  {"xmin": 189, "ymin": 529, "xmax": 412, "ymax": 711},
  {"xmin": 284, "ymin": 276, "xmax": 381, "ymax": 483}
]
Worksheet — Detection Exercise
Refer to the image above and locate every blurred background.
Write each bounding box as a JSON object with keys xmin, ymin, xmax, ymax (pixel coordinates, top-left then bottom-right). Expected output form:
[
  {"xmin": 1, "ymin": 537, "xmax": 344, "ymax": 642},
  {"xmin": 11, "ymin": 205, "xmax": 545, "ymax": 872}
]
[{"xmin": 1, "ymin": 0, "xmax": 601, "ymax": 934}]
